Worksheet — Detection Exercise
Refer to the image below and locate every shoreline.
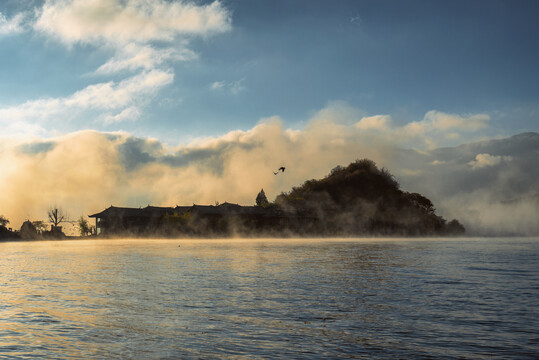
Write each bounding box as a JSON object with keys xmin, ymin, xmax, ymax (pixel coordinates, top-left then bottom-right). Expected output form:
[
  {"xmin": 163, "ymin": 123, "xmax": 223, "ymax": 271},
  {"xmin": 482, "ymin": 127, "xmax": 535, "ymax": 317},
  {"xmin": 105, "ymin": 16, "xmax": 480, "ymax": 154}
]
[{"xmin": 2, "ymin": 235, "xmax": 537, "ymax": 245}]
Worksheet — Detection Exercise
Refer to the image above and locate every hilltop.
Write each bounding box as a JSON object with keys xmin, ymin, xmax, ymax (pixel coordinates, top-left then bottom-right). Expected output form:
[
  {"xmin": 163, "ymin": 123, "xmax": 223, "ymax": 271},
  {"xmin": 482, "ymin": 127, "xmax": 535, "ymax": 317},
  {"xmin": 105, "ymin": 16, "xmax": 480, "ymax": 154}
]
[{"xmin": 275, "ymin": 159, "xmax": 465, "ymax": 236}]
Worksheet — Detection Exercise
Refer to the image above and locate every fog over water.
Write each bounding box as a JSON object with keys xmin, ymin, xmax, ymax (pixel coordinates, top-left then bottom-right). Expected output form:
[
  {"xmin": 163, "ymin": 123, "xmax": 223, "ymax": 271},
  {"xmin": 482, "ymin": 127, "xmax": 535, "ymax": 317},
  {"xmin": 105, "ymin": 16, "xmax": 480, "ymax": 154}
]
[{"xmin": 1, "ymin": 238, "xmax": 537, "ymax": 359}]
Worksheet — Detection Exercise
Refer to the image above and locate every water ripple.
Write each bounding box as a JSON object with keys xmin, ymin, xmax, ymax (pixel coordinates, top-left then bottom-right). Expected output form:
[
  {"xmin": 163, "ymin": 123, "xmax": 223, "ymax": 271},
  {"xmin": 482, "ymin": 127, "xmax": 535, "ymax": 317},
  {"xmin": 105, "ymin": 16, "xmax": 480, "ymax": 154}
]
[{"xmin": 0, "ymin": 238, "xmax": 538, "ymax": 359}]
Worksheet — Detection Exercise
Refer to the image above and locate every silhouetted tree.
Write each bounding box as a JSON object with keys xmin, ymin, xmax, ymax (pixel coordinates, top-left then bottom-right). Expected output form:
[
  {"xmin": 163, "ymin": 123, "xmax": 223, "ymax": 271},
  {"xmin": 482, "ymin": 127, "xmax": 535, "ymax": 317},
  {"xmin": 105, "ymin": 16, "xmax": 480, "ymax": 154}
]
[
  {"xmin": 0, "ymin": 215, "xmax": 9, "ymax": 227},
  {"xmin": 273, "ymin": 158, "xmax": 464, "ymax": 236},
  {"xmin": 77, "ymin": 216, "xmax": 90, "ymax": 236},
  {"xmin": 48, "ymin": 207, "xmax": 66, "ymax": 228},
  {"xmin": 406, "ymin": 192, "xmax": 435, "ymax": 214},
  {"xmin": 446, "ymin": 219, "xmax": 466, "ymax": 235},
  {"xmin": 256, "ymin": 189, "xmax": 269, "ymax": 207}
]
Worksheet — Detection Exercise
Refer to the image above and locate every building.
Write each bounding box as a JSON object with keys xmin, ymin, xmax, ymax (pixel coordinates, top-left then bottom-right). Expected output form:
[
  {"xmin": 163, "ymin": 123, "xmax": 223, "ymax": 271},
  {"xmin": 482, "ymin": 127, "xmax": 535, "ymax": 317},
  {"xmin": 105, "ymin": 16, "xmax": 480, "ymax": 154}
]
[{"xmin": 89, "ymin": 202, "xmax": 308, "ymax": 236}]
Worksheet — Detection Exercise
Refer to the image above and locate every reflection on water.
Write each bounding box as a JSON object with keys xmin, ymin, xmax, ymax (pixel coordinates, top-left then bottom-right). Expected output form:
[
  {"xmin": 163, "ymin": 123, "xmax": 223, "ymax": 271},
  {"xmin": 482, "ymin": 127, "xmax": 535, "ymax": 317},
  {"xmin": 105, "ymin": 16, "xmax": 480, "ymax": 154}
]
[{"xmin": 1, "ymin": 238, "xmax": 538, "ymax": 359}]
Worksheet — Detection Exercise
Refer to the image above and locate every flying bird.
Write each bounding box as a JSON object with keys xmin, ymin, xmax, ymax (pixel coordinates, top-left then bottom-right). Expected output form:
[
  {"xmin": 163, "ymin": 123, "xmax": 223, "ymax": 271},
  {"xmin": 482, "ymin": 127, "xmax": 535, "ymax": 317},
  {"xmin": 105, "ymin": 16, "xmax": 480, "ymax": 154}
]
[{"xmin": 274, "ymin": 167, "xmax": 285, "ymax": 175}]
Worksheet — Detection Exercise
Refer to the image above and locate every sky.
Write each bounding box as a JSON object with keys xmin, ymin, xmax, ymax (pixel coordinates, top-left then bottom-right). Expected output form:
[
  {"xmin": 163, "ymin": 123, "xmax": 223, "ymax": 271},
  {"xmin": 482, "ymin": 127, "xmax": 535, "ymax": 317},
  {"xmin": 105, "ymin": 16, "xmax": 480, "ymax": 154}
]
[{"xmin": 0, "ymin": 0, "xmax": 538, "ymax": 233}]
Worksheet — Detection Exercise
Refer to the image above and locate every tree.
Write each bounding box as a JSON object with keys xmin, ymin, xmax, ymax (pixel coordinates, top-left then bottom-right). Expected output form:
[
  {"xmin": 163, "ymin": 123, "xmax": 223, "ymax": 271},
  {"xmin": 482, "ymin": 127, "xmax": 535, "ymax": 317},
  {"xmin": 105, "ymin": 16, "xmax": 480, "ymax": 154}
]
[
  {"xmin": 446, "ymin": 219, "xmax": 465, "ymax": 235},
  {"xmin": 0, "ymin": 215, "xmax": 9, "ymax": 227},
  {"xmin": 32, "ymin": 221, "xmax": 47, "ymax": 234},
  {"xmin": 256, "ymin": 189, "xmax": 269, "ymax": 207},
  {"xmin": 406, "ymin": 192, "xmax": 435, "ymax": 214},
  {"xmin": 77, "ymin": 216, "xmax": 90, "ymax": 237},
  {"xmin": 48, "ymin": 207, "xmax": 66, "ymax": 227}
]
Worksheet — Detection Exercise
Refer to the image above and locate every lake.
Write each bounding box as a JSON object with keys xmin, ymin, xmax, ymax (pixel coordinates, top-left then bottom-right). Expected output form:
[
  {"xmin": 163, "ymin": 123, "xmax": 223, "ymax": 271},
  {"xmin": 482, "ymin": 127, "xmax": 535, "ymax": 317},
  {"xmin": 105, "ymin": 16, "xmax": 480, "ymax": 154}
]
[{"xmin": 1, "ymin": 238, "xmax": 538, "ymax": 359}]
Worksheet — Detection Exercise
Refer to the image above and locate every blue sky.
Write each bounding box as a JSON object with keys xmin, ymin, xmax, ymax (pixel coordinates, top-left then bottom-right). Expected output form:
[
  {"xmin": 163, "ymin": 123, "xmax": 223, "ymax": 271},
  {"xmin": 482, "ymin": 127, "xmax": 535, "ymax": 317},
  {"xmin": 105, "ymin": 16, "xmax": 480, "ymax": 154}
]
[{"xmin": 0, "ymin": 0, "xmax": 537, "ymax": 143}]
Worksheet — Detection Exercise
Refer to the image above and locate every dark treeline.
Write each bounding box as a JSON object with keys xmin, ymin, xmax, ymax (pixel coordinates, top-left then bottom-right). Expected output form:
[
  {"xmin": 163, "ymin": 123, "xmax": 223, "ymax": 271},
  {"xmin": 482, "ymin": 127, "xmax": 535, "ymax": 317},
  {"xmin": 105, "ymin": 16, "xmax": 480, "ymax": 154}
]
[
  {"xmin": 0, "ymin": 219, "xmax": 67, "ymax": 241},
  {"xmin": 274, "ymin": 159, "xmax": 465, "ymax": 236}
]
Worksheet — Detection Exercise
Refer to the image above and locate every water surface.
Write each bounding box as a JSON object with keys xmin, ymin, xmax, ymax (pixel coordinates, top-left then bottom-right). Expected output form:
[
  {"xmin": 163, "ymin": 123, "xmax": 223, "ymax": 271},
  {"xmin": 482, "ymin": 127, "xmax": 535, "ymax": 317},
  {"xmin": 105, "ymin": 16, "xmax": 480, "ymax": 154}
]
[{"xmin": 1, "ymin": 237, "xmax": 538, "ymax": 359}]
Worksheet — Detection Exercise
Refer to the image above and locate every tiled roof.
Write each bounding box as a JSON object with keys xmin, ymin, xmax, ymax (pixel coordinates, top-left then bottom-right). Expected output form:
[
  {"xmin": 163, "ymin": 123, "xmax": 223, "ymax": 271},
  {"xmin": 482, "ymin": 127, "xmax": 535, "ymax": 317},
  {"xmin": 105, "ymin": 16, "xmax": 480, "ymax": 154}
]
[
  {"xmin": 89, "ymin": 205, "xmax": 174, "ymax": 218},
  {"xmin": 89, "ymin": 202, "xmax": 293, "ymax": 218}
]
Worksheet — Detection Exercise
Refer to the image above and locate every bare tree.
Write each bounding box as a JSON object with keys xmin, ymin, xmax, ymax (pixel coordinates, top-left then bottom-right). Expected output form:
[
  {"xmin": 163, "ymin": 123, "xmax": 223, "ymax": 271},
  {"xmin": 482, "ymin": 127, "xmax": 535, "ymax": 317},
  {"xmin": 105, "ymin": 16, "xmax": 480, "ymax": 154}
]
[{"xmin": 48, "ymin": 207, "xmax": 66, "ymax": 228}]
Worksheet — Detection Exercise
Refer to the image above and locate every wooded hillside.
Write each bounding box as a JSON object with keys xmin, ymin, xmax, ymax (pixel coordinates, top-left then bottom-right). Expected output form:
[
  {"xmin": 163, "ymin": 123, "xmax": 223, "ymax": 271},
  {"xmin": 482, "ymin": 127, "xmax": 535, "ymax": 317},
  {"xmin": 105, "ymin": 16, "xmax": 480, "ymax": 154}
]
[{"xmin": 275, "ymin": 159, "xmax": 465, "ymax": 236}]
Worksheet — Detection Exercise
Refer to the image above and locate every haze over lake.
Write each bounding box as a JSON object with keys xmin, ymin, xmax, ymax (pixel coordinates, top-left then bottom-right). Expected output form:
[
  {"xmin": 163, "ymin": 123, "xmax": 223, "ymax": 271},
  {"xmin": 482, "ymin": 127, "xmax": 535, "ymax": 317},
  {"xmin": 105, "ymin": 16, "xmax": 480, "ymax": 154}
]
[{"xmin": 1, "ymin": 238, "xmax": 537, "ymax": 359}]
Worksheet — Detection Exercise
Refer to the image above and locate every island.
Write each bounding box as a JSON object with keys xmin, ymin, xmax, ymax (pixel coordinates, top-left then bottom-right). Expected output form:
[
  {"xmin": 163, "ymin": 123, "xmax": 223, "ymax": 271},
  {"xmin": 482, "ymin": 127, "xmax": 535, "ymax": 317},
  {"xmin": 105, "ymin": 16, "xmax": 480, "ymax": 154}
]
[{"xmin": 87, "ymin": 159, "xmax": 465, "ymax": 238}]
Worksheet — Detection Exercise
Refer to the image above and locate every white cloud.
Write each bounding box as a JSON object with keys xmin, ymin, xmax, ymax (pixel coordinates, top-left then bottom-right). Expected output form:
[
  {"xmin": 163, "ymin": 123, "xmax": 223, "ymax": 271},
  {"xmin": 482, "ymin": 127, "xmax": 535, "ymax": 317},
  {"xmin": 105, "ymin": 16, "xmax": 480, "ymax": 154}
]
[
  {"xmin": 424, "ymin": 110, "xmax": 489, "ymax": 131},
  {"xmin": 0, "ymin": 12, "xmax": 24, "ymax": 35},
  {"xmin": 0, "ymin": 1, "xmax": 233, "ymax": 141},
  {"xmin": 310, "ymin": 101, "xmax": 364, "ymax": 124},
  {"xmin": 230, "ymin": 78, "xmax": 246, "ymax": 95},
  {"xmin": 210, "ymin": 81, "xmax": 225, "ymax": 90},
  {"xmin": 307, "ymin": 103, "xmax": 492, "ymax": 150},
  {"xmin": 468, "ymin": 153, "xmax": 512, "ymax": 169},
  {"xmin": 0, "ymin": 121, "xmax": 47, "ymax": 140},
  {"xmin": 355, "ymin": 115, "xmax": 391, "ymax": 131},
  {"xmin": 103, "ymin": 106, "xmax": 141, "ymax": 125},
  {"xmin": 403, "ymin": 111, "xmax": 489, "ymax": 135},
  {"xmin": 1, "ymin": 0, "xmax": 232, "ymax": 133},
  {"xmin": 95, "ymin": 43, "xmax": 198, "ymax": 74},
  {"xmin": 308, "ymin": 103, "xmax": 491, "ymax": 150},
  {"xmin": 399, "ymin": 110, "xmax": 490, "ymax": 149},
  {"xmin": 0, "ymin": 70, "xmax": 173, "ymax": 125},
  {"xmin": 34, "ymin": 0, "xmax": 231, "ymax": 45},
  {"xmin": 210, "ymin": 78, "xmax": 246, "ymax": 94},
  {"xmin": 67, "ymin": 69, "xmax": 174, "ymax": 109},
  {"xmin": 32, "ymin": 0, "xmax": 231, "ymax": 76}
]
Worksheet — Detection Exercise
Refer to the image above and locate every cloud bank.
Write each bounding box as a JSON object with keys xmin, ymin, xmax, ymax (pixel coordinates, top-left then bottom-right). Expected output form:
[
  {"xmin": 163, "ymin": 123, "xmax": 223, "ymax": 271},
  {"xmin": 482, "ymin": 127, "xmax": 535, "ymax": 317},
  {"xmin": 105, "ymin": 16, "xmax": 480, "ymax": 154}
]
[
  {"xmin": 0, "ymin": 113, "xmax": 386, "ymax": 229},
  {"xmin": 1, "ymin": 103, "xmax": 537, "ymax": 235},
  {"xmin": 395, "ymin": 132, "xmax": 539, "ymax": 235}
]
